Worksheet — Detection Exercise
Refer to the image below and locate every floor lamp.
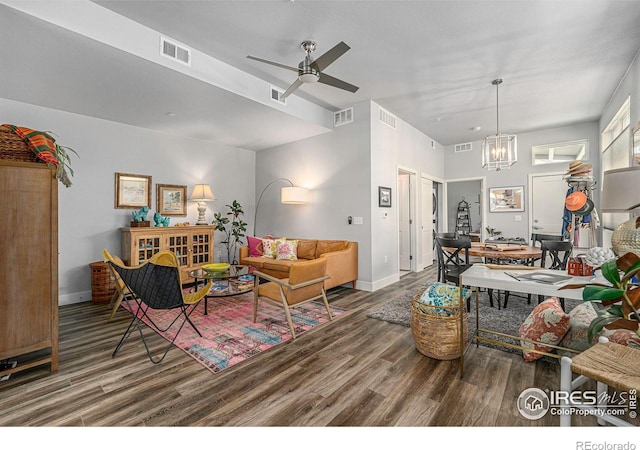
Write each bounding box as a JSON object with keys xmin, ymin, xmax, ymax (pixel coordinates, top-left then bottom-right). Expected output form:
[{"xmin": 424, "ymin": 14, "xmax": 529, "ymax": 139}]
[
  {"xmin": 253, "ymin": 178, "xmax": 309, "ymax": 236},
  {"xmin": 601, "ymin": 166, "xmax": 640, "ymax": 256}
]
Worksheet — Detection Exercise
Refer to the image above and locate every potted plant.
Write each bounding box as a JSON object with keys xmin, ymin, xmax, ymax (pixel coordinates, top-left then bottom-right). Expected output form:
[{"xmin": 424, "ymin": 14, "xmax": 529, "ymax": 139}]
[
  {"xmin": 485, "ymin": 226, "xmax": 502, "ymax": 239},
  {"xmin": 212, "ymin": 200, "xmax": 247, "ymax": 265},
  {"xmin": 560, "ymin": 252, "xmax": 640, "ymax": 342}
]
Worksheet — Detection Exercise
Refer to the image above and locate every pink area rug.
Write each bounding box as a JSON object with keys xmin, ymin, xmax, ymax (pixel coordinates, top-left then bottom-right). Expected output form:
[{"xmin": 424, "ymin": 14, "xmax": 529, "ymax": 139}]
[{"xmin": 121, "ymin": 292, "xmax": 347, "ymax": 374}]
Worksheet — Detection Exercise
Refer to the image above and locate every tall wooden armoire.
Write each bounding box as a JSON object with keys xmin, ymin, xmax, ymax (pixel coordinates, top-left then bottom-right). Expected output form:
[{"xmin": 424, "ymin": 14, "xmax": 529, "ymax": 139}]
[{"xmin": 0, "ymin": 130, "xmax": 59, "ymax": 377}]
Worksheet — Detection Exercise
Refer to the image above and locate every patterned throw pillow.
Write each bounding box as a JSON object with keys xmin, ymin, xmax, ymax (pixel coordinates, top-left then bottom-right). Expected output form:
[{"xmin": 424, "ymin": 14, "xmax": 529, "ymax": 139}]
[
  {"xmin": 559, "ymin": 302, "xmax": 597, "ymax": 355},
  {"xmin": 519, "ymin": 297, "xmax": 570, "ymax": 362},
  {"xmin": 261, "ymin": 238, "xmax": 278, "ymax": 259},
  {"xmin": 276, "ymin": 239, "xmax": 298, "ymax": 260},
  {"xmin": 247, "ymin": 236, "xmax": 264, "ymax": 257},
  {"xmin": 415, "ymin": 282, "xmax": 470, "ymax": 317}
]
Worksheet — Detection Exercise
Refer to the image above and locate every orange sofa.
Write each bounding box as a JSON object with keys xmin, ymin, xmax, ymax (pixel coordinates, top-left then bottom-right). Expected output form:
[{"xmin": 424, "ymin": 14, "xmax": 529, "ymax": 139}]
[{"xmin": 239, "ymin": 239, "xmax": 358, "ymax": 290}]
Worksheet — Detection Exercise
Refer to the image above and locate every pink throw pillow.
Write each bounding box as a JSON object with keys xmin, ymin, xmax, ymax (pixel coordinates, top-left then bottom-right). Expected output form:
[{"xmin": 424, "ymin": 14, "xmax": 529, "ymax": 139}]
[
  {"xmin": 519, "ymin": 297, "xmax": 570, "ymax": 362},
  {"xmin": 247, "ymin": 236, "xmax": 263, "ymax": 257}
]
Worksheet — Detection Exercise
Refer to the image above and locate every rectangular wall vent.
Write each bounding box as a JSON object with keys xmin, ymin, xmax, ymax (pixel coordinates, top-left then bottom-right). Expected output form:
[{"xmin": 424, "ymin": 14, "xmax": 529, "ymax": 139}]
[
  {"xmin": 270, "ymin": 86, "xmax": 287, "ymax": 105},
  {"xmin": 431, "ymin": 140, "xmax": 435, "ymax": 149},
  {"xmin": 334, "ymin": 107, "xmax": 354, "ymax": 127},
  {"xmin": 455, "ymin": 142, "xmax": 473, "ymax": 153},
  {"xmin": 160, "ymin": 36, "xmax": 191, "ymax": 66},
  {"xmin": 379, "ymin": 107, "xmax": 397, "ymax": 129}
]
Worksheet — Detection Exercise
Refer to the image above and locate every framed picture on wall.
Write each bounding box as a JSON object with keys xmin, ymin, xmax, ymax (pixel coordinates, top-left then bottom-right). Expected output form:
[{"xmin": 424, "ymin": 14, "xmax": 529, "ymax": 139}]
[
  {"xmin": 156, "ymin": 184, "xmax": 187, "ymax": 216},
  {"xmin": 114, "ymin": 172, "xmax": 152, "ymax": 209},
  {"xmin": 379, "ymin": 186, "xmax": 392, "ymax": 207},
  {"xmin": 489, "ymin": 186, "xmax": 524, "ymax": 212}
]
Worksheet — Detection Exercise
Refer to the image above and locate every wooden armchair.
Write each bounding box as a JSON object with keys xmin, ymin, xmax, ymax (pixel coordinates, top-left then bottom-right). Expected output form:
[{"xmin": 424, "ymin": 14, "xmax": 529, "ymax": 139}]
[{"xmin": 253, "ymin": 257, "xmax": 332, "ymax": 339}]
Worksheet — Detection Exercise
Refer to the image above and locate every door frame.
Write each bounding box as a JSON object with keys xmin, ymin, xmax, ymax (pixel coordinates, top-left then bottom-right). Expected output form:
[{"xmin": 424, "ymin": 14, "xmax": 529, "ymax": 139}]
[
  {"xmin": 397, "ymin": 165, "xmax": 418, "ymax": 273},
  {"xmin": 444, "ymin": 176, "xmax": 486, "ymax": 240},
  {"xmin": 528, "ymin": 171, "xmax": 565, "ymax": 240}
]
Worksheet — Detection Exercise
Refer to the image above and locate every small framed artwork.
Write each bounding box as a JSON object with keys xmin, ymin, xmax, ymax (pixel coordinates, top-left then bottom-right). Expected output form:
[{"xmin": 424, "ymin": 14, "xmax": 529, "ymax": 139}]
[
  {"xmin": 379, "ymin": 186, "xmax": 392, "ymax": 207},
  {"xmin": 115, "ymin": 172, "xmax": 152, "ymax": 209},
  {"xmin": 489, "ymin": 185, "xmax": 524, "ymax": 212},
  {"xmin": 156, "ymin": 184, "xmax": 187, "ymax": 216}
]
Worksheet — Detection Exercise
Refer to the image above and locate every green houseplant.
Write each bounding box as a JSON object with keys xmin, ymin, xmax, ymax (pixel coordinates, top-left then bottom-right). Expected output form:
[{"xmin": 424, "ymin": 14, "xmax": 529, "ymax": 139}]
[
  {"xmin": 560, "ymin": 252, "xmax": 640, "ymax": 342},
  {"xmin": 212, "ymin": 200, "xmax": 247, "ymax": 265}
]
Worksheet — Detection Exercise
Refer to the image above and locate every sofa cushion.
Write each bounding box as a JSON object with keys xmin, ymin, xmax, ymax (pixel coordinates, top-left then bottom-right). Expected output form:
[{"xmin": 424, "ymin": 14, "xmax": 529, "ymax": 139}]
[
  {"xmin": 296, "ymin": 239, "xmax": 318, "ymax": 260},
  {"xmin": 263, "ymin": 259, "xmax": 296, "ymax": 273},
  {"xmin": 519, "ymin": 297, "xmax": 570, "ymax": 362},
  {"xmin": 316, "ymin": 240, "xmax": 348, "ymax": 258},
  {"xmin": 247, "ymin": 236, "xmax": 264, "ymax": 257},
  {"xmin": 262, "ymin": 238, "xmax": 278, "ymax": 259},
  {"xmin": 559, "ymin": 302, "xmax": 597, "ymax": 355},
  {"xmin": 241, "ymin": 256, "xmax": 266, "ymax": 269},
  {"xmin": 276, "ymin": 239, "xmax": 298, "ymax": 260}
]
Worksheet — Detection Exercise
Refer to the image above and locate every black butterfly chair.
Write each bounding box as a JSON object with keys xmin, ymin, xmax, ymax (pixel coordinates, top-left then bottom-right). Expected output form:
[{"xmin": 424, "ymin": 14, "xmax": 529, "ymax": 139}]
[
  {"xmin": 103, "ymin": 249, "xmax": 213, "ymax": 364},
  {"xmin": 435, "ymin": 236, "xmax": 475, "ymax": 311}
]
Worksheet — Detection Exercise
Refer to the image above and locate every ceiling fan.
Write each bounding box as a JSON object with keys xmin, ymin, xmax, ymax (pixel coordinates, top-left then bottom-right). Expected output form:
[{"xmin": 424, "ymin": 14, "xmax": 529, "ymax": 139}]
[{"xmin": 247, "ymin": 40, "xmax": 359, "ymax": 100}]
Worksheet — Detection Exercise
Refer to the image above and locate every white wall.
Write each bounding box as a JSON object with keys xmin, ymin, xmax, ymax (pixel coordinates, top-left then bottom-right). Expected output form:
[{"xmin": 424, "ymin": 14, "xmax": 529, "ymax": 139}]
[
  {"xmin": 600, "ymin": 49, "xmax": 640, "ymax": 142},
  {"xmin": 444, "ymin": 121, "xmax": 600, "ymax": 240},
  {"xmin": 1, "ymin": 97, "xmax": 255, "ymax": 305}
]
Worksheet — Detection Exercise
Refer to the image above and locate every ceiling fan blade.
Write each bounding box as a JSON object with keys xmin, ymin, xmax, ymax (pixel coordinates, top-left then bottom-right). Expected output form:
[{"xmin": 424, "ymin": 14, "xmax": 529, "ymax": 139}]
[
  {"xmin": 280, "ymin": 79, "xmax": 304, "ymax": 99},
  {"xmin": 311, "ymin": 41, "xmax": 350, "ymax": 72},
  {"xmin": 246, "ymin": 55, "xmax": 298, "ymax": 72},
  {"xmin": 318, "ymin": 72, "xmax": 359, "ymax": 93}
]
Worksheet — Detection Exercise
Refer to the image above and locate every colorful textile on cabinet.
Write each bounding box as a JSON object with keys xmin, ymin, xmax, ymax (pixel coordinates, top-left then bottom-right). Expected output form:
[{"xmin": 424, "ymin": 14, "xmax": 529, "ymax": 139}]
[{"xmin": 2, "ymin": 124, "xmax": 59, "ymax": 165}]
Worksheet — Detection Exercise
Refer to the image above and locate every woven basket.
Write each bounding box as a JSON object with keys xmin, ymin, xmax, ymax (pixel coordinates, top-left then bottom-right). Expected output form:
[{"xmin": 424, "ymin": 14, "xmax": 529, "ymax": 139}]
[
  {"xmin": 0, "ymin": 125, "xmax": 37, "ymax": 163},
  {"xmin": 89, "ymin": 261, "xmax": 116, "ymax": 304},
  {"xmin": 410, "ymin": 286, "xmax": 468, "ymax": 360}
]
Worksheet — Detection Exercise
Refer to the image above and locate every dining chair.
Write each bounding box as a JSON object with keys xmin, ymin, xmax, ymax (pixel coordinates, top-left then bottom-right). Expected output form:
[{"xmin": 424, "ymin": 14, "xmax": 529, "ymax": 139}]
[
  {"xmin": 434, "ymin": 232, "xmax": 457, "ymax": 282},
  {"xmin": 435, "ymin": 236, "xmax": 475, "ymax": 311},
  {"xmin": 537, "ymin": 240, "xmax": 573, "ymax": 310},
  {"xmin": 104, "ymin": 249, "xmax": 213, "ymax": 364}
]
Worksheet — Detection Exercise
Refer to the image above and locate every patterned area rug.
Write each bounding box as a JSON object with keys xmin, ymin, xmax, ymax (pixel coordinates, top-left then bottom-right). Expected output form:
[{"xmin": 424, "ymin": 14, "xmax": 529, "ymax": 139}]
[
  {"xmin": 121, "ymin": 293, "xmax": 347, "ymax": 374},
  {"xmin": 368, "ymin": 284, "xmax": 580, "ymax": 355}
]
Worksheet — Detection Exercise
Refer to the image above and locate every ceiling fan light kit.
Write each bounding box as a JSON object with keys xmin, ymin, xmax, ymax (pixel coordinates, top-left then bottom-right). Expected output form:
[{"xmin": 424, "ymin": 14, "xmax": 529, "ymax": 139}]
[
  {"xmin": 247, "ymin": 40, "xmax": 359, "ymax": 100},
  {"xmin": 482, "ymin": 79, "xmax": 517, "ymax": 171}
]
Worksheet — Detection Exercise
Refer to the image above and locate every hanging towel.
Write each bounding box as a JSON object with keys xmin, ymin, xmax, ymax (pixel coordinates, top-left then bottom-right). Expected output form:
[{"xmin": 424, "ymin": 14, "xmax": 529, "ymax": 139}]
[{"xmin": 1, "ymin": 124, "xmax": 59, "ymax": 165}]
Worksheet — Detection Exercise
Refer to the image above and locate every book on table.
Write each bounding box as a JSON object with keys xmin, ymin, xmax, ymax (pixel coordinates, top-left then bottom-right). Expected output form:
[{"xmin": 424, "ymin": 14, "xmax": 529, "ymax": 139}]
[{"xmin": 504, "ymin": 271, "xmax": 572, "ymax": 284}]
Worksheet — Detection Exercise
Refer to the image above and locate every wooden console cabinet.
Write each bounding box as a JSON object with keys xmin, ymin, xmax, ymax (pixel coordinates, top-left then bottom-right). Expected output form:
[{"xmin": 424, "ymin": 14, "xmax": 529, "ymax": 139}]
[
  {"xmin": 0, "ymin": 160, "xmax": 59, "ymax": 377},
  {"xmin": 121, "ymin": 225, "xmax": 215, "ymax": 282}
]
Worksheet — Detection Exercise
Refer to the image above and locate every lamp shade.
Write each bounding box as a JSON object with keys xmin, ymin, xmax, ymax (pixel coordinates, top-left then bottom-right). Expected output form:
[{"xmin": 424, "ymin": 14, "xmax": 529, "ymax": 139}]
[
  {"xmin": 601, "ymin": 167, "xmax": 640, "ymax": 212},
  {"xmin": 189, "ymin": 184, "xmax": 216, "ymax": 202},
  {"xmin": 281, "ymin": 186, "xmax": 309, "ymax": 204}
]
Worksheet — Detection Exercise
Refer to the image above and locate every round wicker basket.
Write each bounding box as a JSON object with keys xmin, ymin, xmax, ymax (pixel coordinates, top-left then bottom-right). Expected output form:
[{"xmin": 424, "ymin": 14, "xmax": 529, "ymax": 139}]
[
  {"xmin": 0, "ymin": 125, "xmax": 37, "ymax": 162},
  {"xmin": 410, "ymin": 285, "xmax": 468, "ymax": 360}
]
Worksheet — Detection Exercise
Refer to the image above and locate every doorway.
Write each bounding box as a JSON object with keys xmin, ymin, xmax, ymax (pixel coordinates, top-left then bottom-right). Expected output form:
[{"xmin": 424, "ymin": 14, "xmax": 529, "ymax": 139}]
[
  {"xmin": 529, "ymin": 172, "xmax": 567, "ymax": 238},
  {"xmin": 398, "ymin": 171, "xmax": 412, "ymax": 273},
  {"xmin": 445, "ymin": 177, "xmax": 485, "ymax": 240}
]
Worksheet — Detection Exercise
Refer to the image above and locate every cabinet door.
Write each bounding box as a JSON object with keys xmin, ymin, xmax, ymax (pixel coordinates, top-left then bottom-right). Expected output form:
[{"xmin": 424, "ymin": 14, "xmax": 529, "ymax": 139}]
[
  {"xmin": 191, "ymin": 230, "xmax": 213, "ymax": 266},
  {"xmin": 135, "ymin": 234, "xmax": 162, "ymax": 264},
  {"xmin": 167, "ymin": 233, "xmax": 190, "ymax": 268}
]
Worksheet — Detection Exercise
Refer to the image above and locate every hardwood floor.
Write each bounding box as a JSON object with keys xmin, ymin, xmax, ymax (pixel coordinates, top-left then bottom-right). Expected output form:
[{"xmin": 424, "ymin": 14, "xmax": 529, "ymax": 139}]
[{"xmin": 0, "ymin": 265, "xmax": 632, "ymax": 428}]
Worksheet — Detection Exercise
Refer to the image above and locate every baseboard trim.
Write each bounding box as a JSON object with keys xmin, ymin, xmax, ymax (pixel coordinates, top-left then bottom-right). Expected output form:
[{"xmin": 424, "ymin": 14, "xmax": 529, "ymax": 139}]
[{"xmin": 59, "ymin": 290, "xmax": 92, "ymax": 306}]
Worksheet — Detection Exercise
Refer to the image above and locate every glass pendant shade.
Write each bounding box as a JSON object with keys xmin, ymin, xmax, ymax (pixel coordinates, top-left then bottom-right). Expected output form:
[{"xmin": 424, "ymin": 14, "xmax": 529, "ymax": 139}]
[{"xmin": 482, "ymin": 133, "xmax": 517, "ymax": 171}]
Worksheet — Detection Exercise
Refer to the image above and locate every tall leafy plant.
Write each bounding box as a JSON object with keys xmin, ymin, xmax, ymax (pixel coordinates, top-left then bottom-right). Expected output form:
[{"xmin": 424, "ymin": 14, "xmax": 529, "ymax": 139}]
[
  {"xmin": 212, "ymin": 200, "xmax": 247, "ymax": 265},
  {"xmin": 560, "ymin": 252, "xmax": 640, "ymax": 342}
]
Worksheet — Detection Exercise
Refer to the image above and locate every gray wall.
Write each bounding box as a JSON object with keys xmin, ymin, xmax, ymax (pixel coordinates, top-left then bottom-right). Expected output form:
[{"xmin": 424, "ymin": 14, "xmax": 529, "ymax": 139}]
[
  {"xmin": 444, "ymin": 121, "xmax": 600, "ymax": 240},
  {"xmin": 1, "ymin": 97, "xmax": 255, "ymax": 305}
]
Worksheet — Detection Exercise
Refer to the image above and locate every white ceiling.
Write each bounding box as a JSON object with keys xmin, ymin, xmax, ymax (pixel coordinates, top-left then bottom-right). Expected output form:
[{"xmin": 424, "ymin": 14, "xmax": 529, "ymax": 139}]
[{"xmin": 2, "ymin": 1, "xmax": 640, "ymax": 150}]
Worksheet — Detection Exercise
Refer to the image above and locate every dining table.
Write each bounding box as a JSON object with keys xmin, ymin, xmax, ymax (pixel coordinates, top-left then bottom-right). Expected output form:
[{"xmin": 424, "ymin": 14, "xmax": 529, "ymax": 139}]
[{"xmin": 451, "ymin": 242, "xmax": 542, "ymax": 262}]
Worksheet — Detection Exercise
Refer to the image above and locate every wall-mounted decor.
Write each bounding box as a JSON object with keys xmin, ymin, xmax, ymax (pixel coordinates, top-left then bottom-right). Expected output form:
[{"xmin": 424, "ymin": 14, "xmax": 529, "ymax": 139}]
[
  {"xmin": 156, "ymin": 183, "xmax": 187, "ymax": 216},
  {"xmin": 379, "ymin": 186, "xmax": 392, "ymax": 207},
  {"xmin": 489, "ymin": 186, "xmax": 524, "ymax": 212},
  {"xmin": 115, "ymin": 172, "xmax": 152, "ymax": 209}
]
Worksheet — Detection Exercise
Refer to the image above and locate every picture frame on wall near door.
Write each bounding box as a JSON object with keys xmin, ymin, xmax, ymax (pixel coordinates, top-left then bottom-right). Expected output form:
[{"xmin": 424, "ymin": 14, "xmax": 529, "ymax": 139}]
[
  {"xmin": 489, "ymin": 186, "xmax": 524, "ymax": 212},
  {"xmin": 379, "ymin": 186, "xmax": 392, "ymax": 207}
]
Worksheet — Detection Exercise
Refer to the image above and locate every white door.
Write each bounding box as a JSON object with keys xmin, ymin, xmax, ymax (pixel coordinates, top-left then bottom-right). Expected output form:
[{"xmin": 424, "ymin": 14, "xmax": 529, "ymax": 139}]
[
  {"xmin": 398, "ymin": 174, "xmax": 411, "ymax": 270},
  {"xmin": 530, "ymin": 173, "xmax": 567, "ymax": 237},
  {"xmin": 421, "ymin": 177, "xmax": 434, "ymax": 268}
]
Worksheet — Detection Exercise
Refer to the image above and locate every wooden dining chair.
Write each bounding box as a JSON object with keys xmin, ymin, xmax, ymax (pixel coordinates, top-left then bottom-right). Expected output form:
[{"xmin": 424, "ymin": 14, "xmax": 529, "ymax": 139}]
[
  {"xmin": 435, "ymin": 236, "xmax": 475, "ymax": 311},
  {"xmin": 434, "ymin": 232, "xmax": 457, "ymax": 282},
  {"xmin": 537, "ymin": 240, "xmax": 573, "ymax": 310}
]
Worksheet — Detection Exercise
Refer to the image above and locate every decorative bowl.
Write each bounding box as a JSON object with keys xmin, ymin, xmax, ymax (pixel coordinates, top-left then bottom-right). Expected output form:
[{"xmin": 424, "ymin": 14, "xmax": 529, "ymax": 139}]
[{"xmin": 202, "ymin": 263, "xmax": 230, "ymax": 273}]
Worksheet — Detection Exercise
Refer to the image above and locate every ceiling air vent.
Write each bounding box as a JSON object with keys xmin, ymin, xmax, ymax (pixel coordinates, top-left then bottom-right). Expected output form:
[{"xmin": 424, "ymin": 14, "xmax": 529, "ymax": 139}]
[
  {"xmin": 379, "ymin": 107, "xmax": 397, "ymax": 129},
  {"xmin": 270, "ymin": 86, "xmax": 287, "ymax": 105},
  {"xmin": 160, "ymin": 36, "xmax": 191, "ymax": 66},
  {"xmin": 334, "ymin": 107, "xmax": 353, "ymax": 127},
  {"xmin": 455, "ymin": 142, "xmax": 473, "ymax": 153}
]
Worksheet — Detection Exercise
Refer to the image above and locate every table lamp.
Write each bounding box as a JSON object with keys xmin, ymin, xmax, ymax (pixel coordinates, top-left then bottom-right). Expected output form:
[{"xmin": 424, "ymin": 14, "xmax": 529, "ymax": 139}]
[
  {"xmin": 189, "ymin": 184, "xmax": 216, "ymax": 225},
  {"xmin": 601, "ymin": 166, "xmax": 640, "ymax": 256}
]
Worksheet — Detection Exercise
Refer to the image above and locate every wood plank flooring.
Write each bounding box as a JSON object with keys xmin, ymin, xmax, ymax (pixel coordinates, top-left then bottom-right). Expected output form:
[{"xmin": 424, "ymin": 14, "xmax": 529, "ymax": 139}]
[{"xmin": 0, "ymin": 266, "xmax": 634, "ymax": 427}]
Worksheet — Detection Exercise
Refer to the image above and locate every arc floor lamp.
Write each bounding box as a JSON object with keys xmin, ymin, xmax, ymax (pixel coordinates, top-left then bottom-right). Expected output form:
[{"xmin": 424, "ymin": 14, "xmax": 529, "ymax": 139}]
[{"xmin": 253, "ymin": 178, "xmax": 309, "ymax": 236}]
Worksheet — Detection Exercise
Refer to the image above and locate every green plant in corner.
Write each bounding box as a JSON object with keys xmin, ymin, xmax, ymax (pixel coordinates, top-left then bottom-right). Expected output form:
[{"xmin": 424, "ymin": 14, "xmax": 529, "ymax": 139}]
[
  {"xmin": 212, "ymin": 200, "xmax": 247, "ymax": 265},
  {"xmin": 560, "ymin": 252, "xmax": 640, "ymax": 342}
]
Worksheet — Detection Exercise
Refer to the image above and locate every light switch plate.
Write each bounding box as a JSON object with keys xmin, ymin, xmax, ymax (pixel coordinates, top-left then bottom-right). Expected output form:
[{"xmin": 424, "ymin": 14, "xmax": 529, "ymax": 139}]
[{"xmin": 353, "ymin": 216, "xmax": 363, "ymax": 225}]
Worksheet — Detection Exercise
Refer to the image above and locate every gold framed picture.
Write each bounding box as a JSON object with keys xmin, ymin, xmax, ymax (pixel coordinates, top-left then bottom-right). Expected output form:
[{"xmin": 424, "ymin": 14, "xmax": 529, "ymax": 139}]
[
  {"xmin": 156, "ymin": 184, "xmax": 187, "ymax": 216},
  {"xmin": 115, "ymin": 172, "xmax": 152, "ymax": 209},
  {"xmin": 489, "ymin": 186, "xmax": 524, "ymax": 212}
]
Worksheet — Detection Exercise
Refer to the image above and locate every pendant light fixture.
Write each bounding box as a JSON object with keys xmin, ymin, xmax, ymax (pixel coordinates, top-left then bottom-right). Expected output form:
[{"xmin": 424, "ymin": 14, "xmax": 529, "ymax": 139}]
[{"xmin": 482, "ymin": 79, "xmax": 517, "ymax": 171}]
